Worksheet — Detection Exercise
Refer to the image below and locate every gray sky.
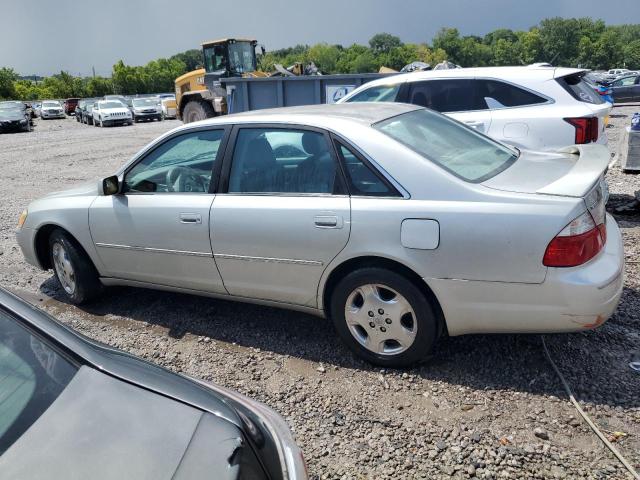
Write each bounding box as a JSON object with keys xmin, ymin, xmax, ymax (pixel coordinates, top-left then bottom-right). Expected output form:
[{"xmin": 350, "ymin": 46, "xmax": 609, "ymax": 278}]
[{"xmin": 2, "ymin": 0, "xmax": 639, "ymax": 76}]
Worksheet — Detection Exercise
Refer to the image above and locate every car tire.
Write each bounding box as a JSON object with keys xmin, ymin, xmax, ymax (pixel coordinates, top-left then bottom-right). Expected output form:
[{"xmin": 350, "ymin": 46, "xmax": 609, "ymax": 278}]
[
  {"xmin": 99, "ymin": 117, "xmax": 104, "ymax": 127},
  {"xmin": 49, "ymin": 229, "xmax": 103, "ymax": 305},
  {"xmin": 329, "ymin": 268, "xmax": 439, "ymax": 368},
  {"xmin": 182, "ymin": 100, "xmax": 214, "ymax": 123}
]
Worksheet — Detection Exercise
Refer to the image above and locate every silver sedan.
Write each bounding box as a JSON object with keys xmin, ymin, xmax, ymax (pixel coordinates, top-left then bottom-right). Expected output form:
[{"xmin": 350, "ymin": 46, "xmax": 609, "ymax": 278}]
[{"xmin": 16, "ymin": 103, "xmax": 624, "ymax": 367}]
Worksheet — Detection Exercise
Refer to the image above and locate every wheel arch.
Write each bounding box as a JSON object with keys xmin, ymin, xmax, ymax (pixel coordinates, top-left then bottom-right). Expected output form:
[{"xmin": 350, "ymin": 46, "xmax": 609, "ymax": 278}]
[
  {"xmin": 34, "ymin": 224, "xmax": 96, "ymax": 272},
  {"xmin": 320, "ymin": 255, "xmax": 448, "ymax": 337}
]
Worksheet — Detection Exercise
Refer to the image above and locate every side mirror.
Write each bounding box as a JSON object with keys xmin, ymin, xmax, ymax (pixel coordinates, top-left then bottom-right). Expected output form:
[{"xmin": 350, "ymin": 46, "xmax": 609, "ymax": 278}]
[{"xmin": 102, "ymin": 175, "xmax": 120, "ymax": 196}]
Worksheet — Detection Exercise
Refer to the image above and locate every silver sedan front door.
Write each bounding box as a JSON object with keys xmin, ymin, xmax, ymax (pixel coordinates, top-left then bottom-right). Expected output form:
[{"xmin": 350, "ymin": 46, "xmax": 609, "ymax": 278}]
[
  {"xmin": 211, "ymin": 126, "xmax": 351, "ymax": 307},
  {"xmin": 89, "ymin": 128, "xmax": 227, "ymax": 293}
]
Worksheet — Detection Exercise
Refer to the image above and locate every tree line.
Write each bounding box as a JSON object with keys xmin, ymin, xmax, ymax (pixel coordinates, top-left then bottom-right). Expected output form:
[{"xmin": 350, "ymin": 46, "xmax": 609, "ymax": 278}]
[{"xmin": 1, "ymin": 17, "xmax": 640, "ymax": 101}]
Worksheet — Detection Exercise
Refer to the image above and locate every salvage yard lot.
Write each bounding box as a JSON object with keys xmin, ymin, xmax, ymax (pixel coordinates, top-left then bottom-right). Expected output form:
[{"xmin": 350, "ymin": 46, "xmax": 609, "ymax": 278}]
[{"xmin": 1, "ymin": 111, "xmax": 639, "ymax": 479}]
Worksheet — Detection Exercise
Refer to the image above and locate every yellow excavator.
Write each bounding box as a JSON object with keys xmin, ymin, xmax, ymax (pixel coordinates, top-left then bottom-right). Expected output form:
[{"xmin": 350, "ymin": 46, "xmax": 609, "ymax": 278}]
[{"xmin": 175, "ymin": 38, "xmax": 270, "ymax": 122}]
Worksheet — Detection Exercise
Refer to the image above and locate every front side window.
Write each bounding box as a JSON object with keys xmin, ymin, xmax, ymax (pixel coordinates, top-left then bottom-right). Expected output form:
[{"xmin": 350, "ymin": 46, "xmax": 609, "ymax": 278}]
[
  {"xmin": 336, "ymin": 142, "xmax": 398, "ymax": 196},
  {"xmin": 407, "ymin": 80, "xmax": 483, "ymax": 113},
  {"xmin": 0, "ymin": 309, "xmax": 77, "ymax": 454},
  {"xmin": 613, "ymin": 76, "xmax": 637, "ymax": 87},
  {"xmin": 375, "ymin": 109, "xmax": 518, "ymax": 183},
  {"xmin": 476, "ymin": 80, "xmax": 547, "ymax": 109},
  {"xmin": 228, "ymin": 128, "xmax": 338, "ymax": 194},
  {"xmin": 228, "ymin": 42, "xmax": 256, "ymax": 75},
  {"xmin": 346, "ymin": 84, "xmax": 401, "ymax": 103},
  {"xmin": 125, "ymin": 129, "xmax": 224, "ymax": 193},
  {"xmin": 203, "ymin": 44, "xmax": 227, "ymax": 73}
]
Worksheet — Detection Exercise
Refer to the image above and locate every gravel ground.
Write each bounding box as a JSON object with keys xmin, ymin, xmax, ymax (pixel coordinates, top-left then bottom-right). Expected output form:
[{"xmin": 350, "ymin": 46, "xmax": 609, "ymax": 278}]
[{"xmin": 0, "ymin": 110, "xmax": 639, "ymax": 479}]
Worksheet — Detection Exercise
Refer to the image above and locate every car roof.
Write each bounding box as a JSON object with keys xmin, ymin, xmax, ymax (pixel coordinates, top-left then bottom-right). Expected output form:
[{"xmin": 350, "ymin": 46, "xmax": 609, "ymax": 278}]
[
  {"xmin": 357, "ymin": 66, "xmax": 586, "ymax": 88},
  {"xmin": 192, "ymin": 102, "xmax": 422, "ymax": 130}
]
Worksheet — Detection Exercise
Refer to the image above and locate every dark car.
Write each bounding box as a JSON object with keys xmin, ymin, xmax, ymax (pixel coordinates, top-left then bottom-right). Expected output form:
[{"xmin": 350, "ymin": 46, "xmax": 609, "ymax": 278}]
[
  {"xmin": 0, "ymin": 102, "xmax": 32, "ymax": 133},
  {"xmin": 0, "ymin": 288, "xmax": 307, "ymax": 479},
  {"xmin": 609, "ymin": 75, "xmax": 640, "ymax": 103},
  {"xmin": 75, "ymin": 99, "xmax": 97, "ymax": 125},
  {"xmin": 64, "ymin": 98, "xmax": 80, "ymax": 115}
]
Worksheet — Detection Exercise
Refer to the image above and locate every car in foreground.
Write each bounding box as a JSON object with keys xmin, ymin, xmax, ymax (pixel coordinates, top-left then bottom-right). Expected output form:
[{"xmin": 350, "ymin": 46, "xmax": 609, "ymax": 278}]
[
  {"xmin": 0, "ymin": 287, "xmax": 307, "ymax": 479},
  {"xmin": 131, "ymin": 97, "xmax": 163, "ymax": 122},
  {"xmin": 338, "ymin": 66, "xmax": 611, "ymax": 151},
  {"xmin": 16, "ymin": 103, "xmax": 623, "ymax": 367},
  {"xmin": 40, "ymin": 100, "xmax": 65, "ymax": 119},
  {"xmin": 0, "ymin": 101, "xmax": 32, "ymax": 132},
  {"xmin": 92, "ymin": 100, "xmax": 132, "ymax": 127},
  {"xmin": 608, "ymin": 74, "xmax": 640, "ymax": 103}
]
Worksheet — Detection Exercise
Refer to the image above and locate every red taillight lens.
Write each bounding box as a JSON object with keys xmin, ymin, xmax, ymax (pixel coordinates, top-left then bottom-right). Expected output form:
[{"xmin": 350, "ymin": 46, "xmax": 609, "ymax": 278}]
[
  {"xmin": 543, "ymin": 211, "xmax": 606, "ymax": 267},
  {"xmin": 564, "ymin": 117, "xmax": 599, "ymax": 144}
]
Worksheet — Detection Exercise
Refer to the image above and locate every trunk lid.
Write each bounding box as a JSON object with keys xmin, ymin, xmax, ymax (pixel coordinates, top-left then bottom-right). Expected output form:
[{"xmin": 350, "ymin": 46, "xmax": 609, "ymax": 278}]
[{"xmin": 482, "ymin": 144, "xmax": 610, "ymax": 198}]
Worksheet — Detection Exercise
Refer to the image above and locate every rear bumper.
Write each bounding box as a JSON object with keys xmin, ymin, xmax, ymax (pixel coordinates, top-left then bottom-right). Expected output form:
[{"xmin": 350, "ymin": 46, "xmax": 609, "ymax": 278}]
[{"xmin": 429, "ymin": 213, "xmax": 624, "ymax": 335}]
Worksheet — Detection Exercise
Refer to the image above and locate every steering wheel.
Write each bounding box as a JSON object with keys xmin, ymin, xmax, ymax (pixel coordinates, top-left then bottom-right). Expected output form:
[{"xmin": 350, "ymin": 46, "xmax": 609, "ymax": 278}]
[{"xmin": 165, "ymin": 166, "xmax": 207, "ymax": 192}]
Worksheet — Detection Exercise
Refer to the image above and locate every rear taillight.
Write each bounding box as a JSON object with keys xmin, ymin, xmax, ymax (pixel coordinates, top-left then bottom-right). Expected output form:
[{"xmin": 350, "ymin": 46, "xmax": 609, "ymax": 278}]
[
  {"xmin": 564, "ymin": 117, "xmax": 599, "ymax": 144},
  {"xmin": 543, "ymin": 210, "xmax": 606, "ymax": 267}
]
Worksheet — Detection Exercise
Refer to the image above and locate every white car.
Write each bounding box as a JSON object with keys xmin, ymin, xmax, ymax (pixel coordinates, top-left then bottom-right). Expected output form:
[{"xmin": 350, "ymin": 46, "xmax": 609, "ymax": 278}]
[
  {"xmin": 339, "ymin": 66, "xmax": 611, "ymax": 151},
  {"xmin": 92, "ymin": 100, "xmax": 132, "ymax": 127},
  {"xmin": 39, "ymin": 101, "xmax": 65, "ymax": 119}
]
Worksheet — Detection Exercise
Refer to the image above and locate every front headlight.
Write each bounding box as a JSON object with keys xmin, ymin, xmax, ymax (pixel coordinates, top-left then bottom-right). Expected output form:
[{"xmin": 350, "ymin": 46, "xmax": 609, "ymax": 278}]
[{"xmin": 17, "ymin": 209, "xmax": 28, "ymax": 229}]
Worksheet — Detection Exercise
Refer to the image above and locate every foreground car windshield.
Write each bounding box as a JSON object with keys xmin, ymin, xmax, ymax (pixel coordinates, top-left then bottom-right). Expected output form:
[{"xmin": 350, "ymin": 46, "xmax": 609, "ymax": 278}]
[
  {"xmin": 374, "ymin": 109, "xmax": 518, "ymax": 182},
  {"xmin": 0, "ymin": 309, "xmax": 77, "ymax": 454},
  {"xmin": 132, "ymin": 98, "xmax": 159, "ymax": 107}
]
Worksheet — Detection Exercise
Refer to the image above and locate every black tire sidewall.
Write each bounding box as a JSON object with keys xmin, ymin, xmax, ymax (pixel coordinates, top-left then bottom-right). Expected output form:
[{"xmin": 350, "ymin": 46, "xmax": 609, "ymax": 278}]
[
  {"xmin": 48, "ymin": 230, "xmax": 102, "ymax": 304},
  {"xmin": 330, "ymin": 268, "xmax": 439, "ymax": 368}
]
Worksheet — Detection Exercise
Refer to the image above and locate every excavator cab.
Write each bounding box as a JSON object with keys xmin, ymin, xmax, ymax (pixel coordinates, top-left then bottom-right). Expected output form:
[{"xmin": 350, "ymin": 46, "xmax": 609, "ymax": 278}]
[{"xmin": 202, "ymin": 38, "xmax": 258, "ymax": 79}]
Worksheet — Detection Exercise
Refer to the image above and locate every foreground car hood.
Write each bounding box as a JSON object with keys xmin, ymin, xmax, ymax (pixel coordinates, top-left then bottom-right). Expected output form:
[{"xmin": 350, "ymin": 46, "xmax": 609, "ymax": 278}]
[
  {"xmin": 482, "ymin": 144, "xmax": 610, "ymax": 198},
  {"xmin": 0, "ymin": 367, "xmax": 245, "ymax": 480}
]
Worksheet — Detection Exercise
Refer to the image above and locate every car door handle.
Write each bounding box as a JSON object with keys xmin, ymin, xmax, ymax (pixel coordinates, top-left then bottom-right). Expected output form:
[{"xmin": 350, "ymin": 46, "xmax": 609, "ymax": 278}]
[
  {"xmin": 314, "ymin": 215, "xmax": 342, "ymax": 229},
  {"xmin": 179, "ymin": 213, "xmax": 202, "ymax": 224}
]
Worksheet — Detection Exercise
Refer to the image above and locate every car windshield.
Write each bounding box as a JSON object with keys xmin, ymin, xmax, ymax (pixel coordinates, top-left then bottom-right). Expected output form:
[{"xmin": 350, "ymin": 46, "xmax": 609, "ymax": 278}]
[
  {"xmin": 374, "ymin": 109, "xmax": 518, "ymax": 183},
  {"xmin": 0, "ymin": 104, "xmax": 22, "ymax": 112},
  {"xmin": 228, "ymin": 42, "xmax": 256, "ymax": 74},
  {"xmin": 0, "ymin": 308, "xmax": 77, "ymax": 454},
  {"xmin": 100, "ymin": 101, "xmax": 124, "ymax": 109},
  {"xmin": 42, "ymin": 102, "xmax": 60, "ymax": 108},
  {"xmin": 132, "ymin": 98, "xmax": 159, "ymax": 107}
]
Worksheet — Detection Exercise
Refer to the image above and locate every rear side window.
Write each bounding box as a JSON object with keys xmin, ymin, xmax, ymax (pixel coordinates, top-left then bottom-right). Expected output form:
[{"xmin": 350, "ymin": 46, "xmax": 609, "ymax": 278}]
[
  {"xmin": 335, "ymin": 141, "xmax": 399, "ymax": 196},
  {"xmin": 407, "ymin": 80, "xmax": 483, "ymax": 113},
  {"xmin": 557, "ymin": 74, "xmax": 604, "ymax": 105},
  {"xmin": 476, "ymin": 80, "xmax": 547, "ymax": 108},
  {"xmin": 346, "ymin": 84, "xmax": 401, "ymax": 103},
  {"xmin": 0, "ymin": 309, "xmax": 77, "ymax": 454}
]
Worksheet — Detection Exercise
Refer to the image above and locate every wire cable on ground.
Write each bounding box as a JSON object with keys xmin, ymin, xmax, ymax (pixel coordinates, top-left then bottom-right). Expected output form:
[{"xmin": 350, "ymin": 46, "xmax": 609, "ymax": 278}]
[{"xmin": 541, "ymin": 336, "xmax": 640, "ymax": 480}]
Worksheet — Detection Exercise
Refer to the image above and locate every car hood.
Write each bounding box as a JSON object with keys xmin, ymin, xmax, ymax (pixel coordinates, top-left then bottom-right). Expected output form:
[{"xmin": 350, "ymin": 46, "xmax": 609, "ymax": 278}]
[
  {"xmin": 41, "ymin": 181, "xmax": 99, "ymax": 200},
  {"xmin": 482, "ymin": 144, "xmax": 610, "ymax": 198},
  {"xmin": 0, "ymin": 366, "xmax": 246, "ymax": 479},
  {"xmin": 0, "ymin": 111, "xmax": 25, "ymax": 121},
  {"xmin": 134, "ymin": 104, "xmax": 160, "ymax": 110}
]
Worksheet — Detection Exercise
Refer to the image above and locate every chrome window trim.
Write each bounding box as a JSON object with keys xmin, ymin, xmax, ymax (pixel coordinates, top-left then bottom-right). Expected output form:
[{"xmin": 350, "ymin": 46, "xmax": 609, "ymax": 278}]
[
  {"xmin": 95, "ymin": 243, "xmax": 212, "ymax": 258},
  {"xmin": 214, "ymin": 253, "xmax": 323, "ymax": 266}
]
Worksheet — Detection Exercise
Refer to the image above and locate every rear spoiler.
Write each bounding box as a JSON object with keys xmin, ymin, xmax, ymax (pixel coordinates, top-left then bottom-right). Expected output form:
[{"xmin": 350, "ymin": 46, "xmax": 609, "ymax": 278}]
[
  {"xmin": 553, "ymin": 68, "xmax": 588, "ymax": 79},
  {"xmin": 537, "ymin": 145, "xmax": 609, "ymax": 197}
]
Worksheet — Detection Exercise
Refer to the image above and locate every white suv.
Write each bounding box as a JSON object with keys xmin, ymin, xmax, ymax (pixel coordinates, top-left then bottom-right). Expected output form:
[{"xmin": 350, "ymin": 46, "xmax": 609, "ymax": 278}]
[{"xmin": 338, "ymin": 66, "xmax": 611, "ymax": 150}]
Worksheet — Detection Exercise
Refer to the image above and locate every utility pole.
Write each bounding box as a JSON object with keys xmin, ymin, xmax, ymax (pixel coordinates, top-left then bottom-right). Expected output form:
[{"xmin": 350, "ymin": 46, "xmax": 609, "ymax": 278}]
[{"xmin": 92, "ymin": 66, "xmax": 96, "ymax": 78}]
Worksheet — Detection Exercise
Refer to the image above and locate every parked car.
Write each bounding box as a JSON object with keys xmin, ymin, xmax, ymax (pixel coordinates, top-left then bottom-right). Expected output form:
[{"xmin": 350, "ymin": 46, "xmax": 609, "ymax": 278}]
[
  {"xmin": 338, "ymin": 66, "xmax": 611, "ymax": 151},
  {"xmin": 15, "ymin": 103, "xmax": 623, "ymax": 367},
  {"xmin": 131, "ymin": 97, "xmax": 163, "ymax": 122},
  {"xmin": 92, "ymin": 100, "xmax": 132, "ymax": 127},
  {"xmin": 64, "ymin": 98, "xmax": 80, "ymax": 115},
  {"xmin": 74, "ymin": 100, "xmax": 85, "ymax": 122},
  {"xmin": 604, "ymin": 68, "xmax": 630, "ymax": 81},
  {"xmin": 0, "ymin": 101, "xmax": 32, "ymax": 132},
  {"xmin": 0, "ymin": 288, "xmax": 307, "ymax": 479},
  {"xmin": 608, "ymin": 74, "xmax": 640, "ymax": 103},
  {"xmin": 32, "ymin": 102, "xmax": 42, "ymax": 117},
  {"xmin": 82, "ymin": 101, "xmax": 96, "ymax": 125},
  {"xmin": 39, "ymin": 100, "xmax": 65, "ymax": 119},
  {"xmin": 160, "ymin": 95, "xmax": 177, "ymax": 119}
]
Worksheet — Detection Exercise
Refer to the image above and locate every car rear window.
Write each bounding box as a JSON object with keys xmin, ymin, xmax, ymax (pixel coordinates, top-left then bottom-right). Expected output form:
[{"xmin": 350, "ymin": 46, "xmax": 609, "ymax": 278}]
[
  {"xmin": 0, "ymin": 309, "xmax": 77, "ymax": 454},
  {"xmin": 374, "ymin": 109, "xmax": 518, "ymax": 183},
  {"xmin": 556, "ymin": 74, "xmax": 604, "ymax": 105}
]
